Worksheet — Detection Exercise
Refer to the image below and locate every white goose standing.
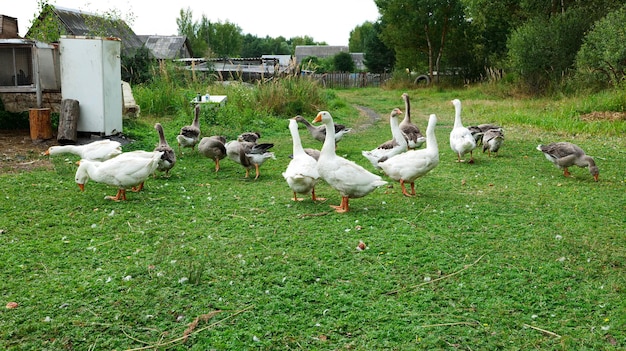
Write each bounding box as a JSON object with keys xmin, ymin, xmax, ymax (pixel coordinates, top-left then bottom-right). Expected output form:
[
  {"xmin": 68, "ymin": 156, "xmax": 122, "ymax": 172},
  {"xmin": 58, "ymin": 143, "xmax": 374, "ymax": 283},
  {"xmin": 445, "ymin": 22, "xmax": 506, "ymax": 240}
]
[
  {"xmin": 282, "ymin": 117, "xmax": 324, "ymax": 201},
  {"xmin": 449, "ymin": 99, "xmax": 476, "ymax": 163},
  {"xmin": 379, "ymin": 114, "xmax": 439, "ymax": 197},
  {"xmin": 313, "ymin": 111, "xmax": 387, "ymax": 213}
]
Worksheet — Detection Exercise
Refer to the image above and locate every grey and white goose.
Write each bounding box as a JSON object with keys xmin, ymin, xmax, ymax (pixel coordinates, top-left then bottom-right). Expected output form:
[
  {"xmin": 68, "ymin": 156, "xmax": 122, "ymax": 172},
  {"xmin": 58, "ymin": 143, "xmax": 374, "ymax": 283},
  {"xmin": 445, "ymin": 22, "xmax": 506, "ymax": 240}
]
[
  {"xmin": 294, "ymin": 115, "xmax": 351, "ymax": 145},
  {"xmin": 481, "ymin": 127, "xmax": 504, "ymax": 157},
  {"xmin": 361, "ymin": 107, "xmax": 407, "ymax": 169},
  {"xmin": 536, "ymin": 142, "xmax": 599, "ymax": 181},
  {"xmin": 154, "ymin": 123, "xmax": 176, "ymax": 177},
  {"xmin": 225, "ymin": 132, "xmax": 275, "ymax": 179},
  {"xmin": 198, "ymin": 135, "xmax": 227, "ymax": 172},
  {"xmin": 400, "ymin": 93, "xmax": 426, "ymax": 149},
  {"xmin": 176, "ymin": 104, "xmax": 201, "ymax": 152},
  {"xmin": 467, "ymin": 123, "xmax": 502, "ymax": 145}
]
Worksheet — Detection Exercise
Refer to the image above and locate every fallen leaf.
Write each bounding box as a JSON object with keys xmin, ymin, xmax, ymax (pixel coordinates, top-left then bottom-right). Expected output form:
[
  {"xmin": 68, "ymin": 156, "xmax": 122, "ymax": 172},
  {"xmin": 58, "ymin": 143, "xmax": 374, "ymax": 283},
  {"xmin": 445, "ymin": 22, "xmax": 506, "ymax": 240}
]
[{"xmin": 6, "ymin": 302, "xmax": 18, "ymax": 309}]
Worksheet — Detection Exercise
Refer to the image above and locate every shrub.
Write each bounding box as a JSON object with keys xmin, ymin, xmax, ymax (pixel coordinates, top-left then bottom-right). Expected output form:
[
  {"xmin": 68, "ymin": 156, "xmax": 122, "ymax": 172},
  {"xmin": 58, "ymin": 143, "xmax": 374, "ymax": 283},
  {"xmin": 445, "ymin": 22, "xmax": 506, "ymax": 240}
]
[
  {"xmin": 507, "ymin": 8, "xmax": 591, "ymax": 94},
  {"xmin": 333, "ymin": 52, "xmax": 356, "ymax": 72},
  {"xmin": 575, "ymin": 5, "xmax": 626, "ymax": 88}
]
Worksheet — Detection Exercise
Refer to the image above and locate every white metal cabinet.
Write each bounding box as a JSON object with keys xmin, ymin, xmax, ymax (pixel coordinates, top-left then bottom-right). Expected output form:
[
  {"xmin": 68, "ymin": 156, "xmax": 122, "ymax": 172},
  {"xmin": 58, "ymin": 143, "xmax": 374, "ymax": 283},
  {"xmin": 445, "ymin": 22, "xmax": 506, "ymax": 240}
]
[{"xmin": 60, "ymin": 36, "xmax": 123, "ymax": 135}]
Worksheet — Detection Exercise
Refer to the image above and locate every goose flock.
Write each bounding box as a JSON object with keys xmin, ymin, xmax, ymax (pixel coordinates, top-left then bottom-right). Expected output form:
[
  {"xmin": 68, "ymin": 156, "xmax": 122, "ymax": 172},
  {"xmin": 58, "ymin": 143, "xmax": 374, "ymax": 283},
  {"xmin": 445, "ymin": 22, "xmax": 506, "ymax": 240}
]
[{"xmin": 45, "ymin": 94, "xmax": 600, "ymax": 206}]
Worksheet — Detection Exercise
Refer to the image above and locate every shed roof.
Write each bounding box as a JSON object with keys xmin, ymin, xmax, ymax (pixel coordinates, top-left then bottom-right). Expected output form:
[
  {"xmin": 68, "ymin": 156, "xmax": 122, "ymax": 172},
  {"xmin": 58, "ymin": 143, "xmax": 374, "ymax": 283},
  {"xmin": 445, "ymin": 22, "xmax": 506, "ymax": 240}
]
[
  {"xmin": 138, "ymin": 35, "xmax": 192, "ymax": 59},
  {"xmin": 26, "ymin": 5, "xmax": 143, "ymax": 56}
]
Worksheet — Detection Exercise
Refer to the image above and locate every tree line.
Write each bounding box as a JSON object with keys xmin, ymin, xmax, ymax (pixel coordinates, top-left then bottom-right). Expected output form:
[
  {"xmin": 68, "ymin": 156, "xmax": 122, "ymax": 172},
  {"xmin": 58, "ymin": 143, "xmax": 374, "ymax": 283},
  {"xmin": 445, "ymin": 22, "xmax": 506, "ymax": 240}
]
[
  {"xmin": 25, "ymin": 1, "xmax": 626, "ymax": 94},
  {"xmin": 178, "ymin": 1, "xmax": 626, "ymax": 94}
]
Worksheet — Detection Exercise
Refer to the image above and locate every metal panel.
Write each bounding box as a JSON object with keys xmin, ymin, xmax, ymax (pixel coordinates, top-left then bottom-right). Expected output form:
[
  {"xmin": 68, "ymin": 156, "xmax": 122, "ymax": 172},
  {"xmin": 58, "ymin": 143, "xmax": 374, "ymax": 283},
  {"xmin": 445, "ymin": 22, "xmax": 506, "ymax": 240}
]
[{"xmin": 60, "ymin": 36, "xmax": 122, "ymax": 135}]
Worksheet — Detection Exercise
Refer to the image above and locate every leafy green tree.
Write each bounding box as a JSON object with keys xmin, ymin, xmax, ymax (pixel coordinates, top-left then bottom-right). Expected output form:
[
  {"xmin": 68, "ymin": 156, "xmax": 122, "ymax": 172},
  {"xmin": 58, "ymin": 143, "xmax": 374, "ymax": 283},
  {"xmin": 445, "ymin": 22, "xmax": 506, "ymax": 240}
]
[
  {"xmin": 210, "ymin": 21, "xmax": 243, "ymax": 57},
  {"xmin": 241, "ymin": 35, "xmax": 291, "ymax": 57},
  {"xmin": 375, "ymin": 0, "xmax": 466, "ymax": 81},
  {"xmin": 462, "ymin": 0, "xmax": 524, "ymax": 70},
  {"xmin": 288, "ymin": 36, "xmax": 317, "ymax": 54},
  {"xmin": 349, "ymin": 21, "xmax": 375, "ymax": 52},
  {"xmin": 576, "ymin": 5, "xmax": 626, "ymax": 87},
  {"xmin": 176, "ymin": 9, "xmax": 242, "ymax": 58},
  {"xmin": 363, "ymin": 21, "xmax": 395, "ymax": 73},
  {"xmin": 177, "ymin": 8, "xmax": 206, "ymax": 56},
  {"xmin": 507, "ymin": 7, "xmax": 596, "ymax": 93},
  {"xmin": 194, "ymin": 15, "xmax": 212, "ymax": 57},
  {"xmin": 26, "ymin": 2, "xmax": 66, "ymax": 43},
  {"xmin": 333, "ymin": 52, "xmax": 356, "ymax": 72}
]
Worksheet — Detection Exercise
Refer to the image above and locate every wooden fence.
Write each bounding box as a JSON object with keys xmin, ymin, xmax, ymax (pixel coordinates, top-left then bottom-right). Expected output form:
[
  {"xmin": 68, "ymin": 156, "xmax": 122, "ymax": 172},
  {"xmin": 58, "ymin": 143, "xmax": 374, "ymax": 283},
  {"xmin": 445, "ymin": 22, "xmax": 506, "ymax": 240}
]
[{"xmin": 307, "ymin": 72, "xmax": 393, "ymax": 89}]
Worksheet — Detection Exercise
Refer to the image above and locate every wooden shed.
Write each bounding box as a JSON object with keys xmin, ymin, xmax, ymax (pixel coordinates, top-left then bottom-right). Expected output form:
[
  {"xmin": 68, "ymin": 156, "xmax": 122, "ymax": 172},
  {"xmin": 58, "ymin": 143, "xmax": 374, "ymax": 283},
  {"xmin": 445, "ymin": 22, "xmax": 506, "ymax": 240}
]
[
  {"xmin": 26, "ymin": 5, "xmax": 144, "ymax": 56},
  {"xmin": 139, "ymin": 35, "xmax": 193, "ymax": 60}
]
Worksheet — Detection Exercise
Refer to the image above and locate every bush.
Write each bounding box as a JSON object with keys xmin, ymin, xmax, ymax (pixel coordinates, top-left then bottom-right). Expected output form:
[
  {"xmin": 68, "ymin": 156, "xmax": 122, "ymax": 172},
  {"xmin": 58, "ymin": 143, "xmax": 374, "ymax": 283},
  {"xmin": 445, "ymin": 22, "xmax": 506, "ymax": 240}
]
[
  {"xmin": 507, "ymin": 8, "xmax": 591, "ymax": 94},
  {"xmin": 333, "ymin": 52, "xmax": 356, "ymax": 72},
  {"xmin": 575, "ymin": 5, "xmax": 626, "ymax": 88}
]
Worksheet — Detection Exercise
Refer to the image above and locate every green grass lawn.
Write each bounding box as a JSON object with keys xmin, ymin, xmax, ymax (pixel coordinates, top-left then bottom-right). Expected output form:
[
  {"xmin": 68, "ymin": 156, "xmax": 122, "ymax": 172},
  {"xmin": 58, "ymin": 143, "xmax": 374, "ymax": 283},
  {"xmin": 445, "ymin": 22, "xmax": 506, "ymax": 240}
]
[{"xmin": 1, "ymin": 87, "xmax": 624, "ymax": 350}]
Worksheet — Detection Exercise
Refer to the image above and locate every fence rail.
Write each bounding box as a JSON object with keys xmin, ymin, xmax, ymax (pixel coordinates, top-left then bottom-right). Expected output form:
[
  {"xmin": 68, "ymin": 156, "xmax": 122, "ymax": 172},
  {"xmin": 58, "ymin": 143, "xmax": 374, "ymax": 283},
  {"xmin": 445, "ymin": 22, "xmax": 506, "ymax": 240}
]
[{"xmin": 306, "ymin": 72, "xmax": 392, "ymax": 88}]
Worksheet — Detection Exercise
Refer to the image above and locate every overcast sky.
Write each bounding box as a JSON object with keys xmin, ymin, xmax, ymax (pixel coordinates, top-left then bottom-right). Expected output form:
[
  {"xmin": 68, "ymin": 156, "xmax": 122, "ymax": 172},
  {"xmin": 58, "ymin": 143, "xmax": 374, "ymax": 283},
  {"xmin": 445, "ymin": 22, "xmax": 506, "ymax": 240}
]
[{"xmin": 8, "ymin": 0, "xmax": 381, "ymax": 46}]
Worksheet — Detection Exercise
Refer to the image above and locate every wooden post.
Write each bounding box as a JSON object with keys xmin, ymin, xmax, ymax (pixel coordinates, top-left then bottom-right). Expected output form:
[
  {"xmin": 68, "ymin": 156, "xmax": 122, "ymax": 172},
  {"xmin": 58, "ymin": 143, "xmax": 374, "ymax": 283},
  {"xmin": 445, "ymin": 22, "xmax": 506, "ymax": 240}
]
[
  {"xmin": 57, "ymin": 99, "xmax": 80, "ymax": 144},
  {"xmin": 28, "ymin": 108, "xmax": 53, "ymax": 141}
]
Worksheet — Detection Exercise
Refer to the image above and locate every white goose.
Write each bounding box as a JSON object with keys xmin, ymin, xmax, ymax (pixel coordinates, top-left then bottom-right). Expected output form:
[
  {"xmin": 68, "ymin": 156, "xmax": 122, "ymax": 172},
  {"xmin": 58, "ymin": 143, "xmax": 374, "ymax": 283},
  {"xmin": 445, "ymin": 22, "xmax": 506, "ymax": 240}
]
[
  {"xmin": 154, "ymin": 123, "xmax": 176, "ymax": 176},
  {"xmin": 282, "ymin": 117, "xmax": 323, "ymax": 201},
  {"xmin": 449, "ymin": 99, "xmax": 476, "ymax": 163},
  {"xmin": 45, "ymin": 139, "xmax": 122, "ymax": 161},
  {"xmin": 537, "ymin": 142, "xmax": 599, "ymax": 181},
  {"xmin": 362, "ymin": 108, "xmax": 407, "ymax": 169},
  {"xmin": 313, "ymin": 111, "xmax": 387, "ymax": 213},
  {"xmin": 176, "ymin": 104, "xmax": 201, "ymax": 152},
  {"xmin": 379, "ymin": 114, "xmax": 439, "ymax": 197},
  {"xmin": 75, "ymin": 151, "xmax": 163, "ymax": 201},
  {"xmin": 400, "ymin": 93, "xmax": 426, "ymax": 149}
]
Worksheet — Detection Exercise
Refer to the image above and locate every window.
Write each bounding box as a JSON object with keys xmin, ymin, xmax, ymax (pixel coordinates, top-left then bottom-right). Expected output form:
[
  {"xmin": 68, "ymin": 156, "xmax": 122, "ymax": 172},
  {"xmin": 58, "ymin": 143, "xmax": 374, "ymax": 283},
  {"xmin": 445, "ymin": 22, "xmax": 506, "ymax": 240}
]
[{"xmin": 0, "ymin": 46, "xmax": 33, "ymax": 86}]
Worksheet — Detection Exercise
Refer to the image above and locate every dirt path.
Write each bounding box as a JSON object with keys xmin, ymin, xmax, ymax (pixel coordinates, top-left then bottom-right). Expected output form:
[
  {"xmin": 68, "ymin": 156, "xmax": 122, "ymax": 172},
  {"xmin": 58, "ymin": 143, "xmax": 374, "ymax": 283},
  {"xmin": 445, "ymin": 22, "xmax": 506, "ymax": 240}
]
[
  {"xmin": 353, "ymin": 105, "xmax": 382, "ymax": 131},
  {"xmin": 0, "ymin": 130, "xmax": 55, "ymax": 173}
]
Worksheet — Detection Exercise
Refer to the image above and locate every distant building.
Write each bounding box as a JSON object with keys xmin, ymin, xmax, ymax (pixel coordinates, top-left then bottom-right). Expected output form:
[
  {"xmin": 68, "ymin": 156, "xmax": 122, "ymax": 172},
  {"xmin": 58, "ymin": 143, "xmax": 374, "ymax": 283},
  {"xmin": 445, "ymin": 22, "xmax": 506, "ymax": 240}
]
[
  {"xmin": 0, "ymin": 15, "xmax": 61, "ymax": 112},
  {"xmin": 0, "ymin": 14, "xmax": 20, "ymax": 38},
  {"xmin": 295, "ymin": 45, "xmax": 365, "ymax": 71},
  {"xmin": 295, "ymin": 45, "xmax": 350, "ymax": 64},
  {"xmin": 138, "ymin": 35, "xmax": 193, "ymax": 60}
]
